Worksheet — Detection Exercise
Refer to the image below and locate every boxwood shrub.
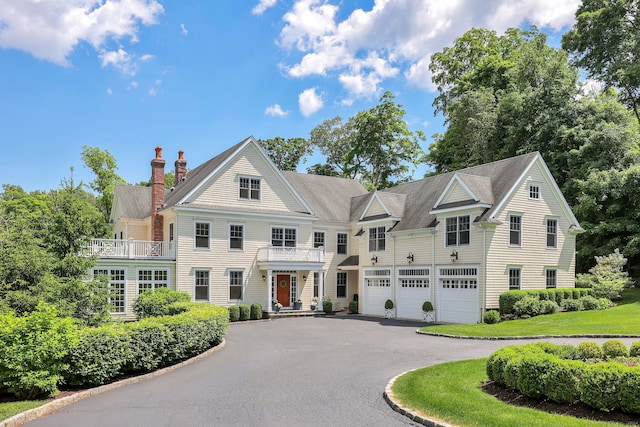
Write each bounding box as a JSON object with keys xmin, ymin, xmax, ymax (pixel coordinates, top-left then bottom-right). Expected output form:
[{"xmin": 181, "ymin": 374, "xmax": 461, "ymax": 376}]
[
  {"xmin": 517, "ymin": 353, "xmax": 556, "ymax": 398},
  {"xmin": 581, "ymin": 362, "xmax": 627, "ymax": 412},
  {"xmin": 250, "ymin": 303, "xmax": 263, "ymax": 320},
  {"xmin": 228, "ymin": 306, "xmax": 240, "ymax": 322},
  {"xmin": 349, "ymin": 301, "xmax": 358, "ymax": 314},
  {"xmin": 499, "ymin": 290, "xmax": 528, "ymax": 314},
  {"xmin": 602, "ymin": 339, "xmax": 628, "ymax": 359},
  {"xmin": 630, "ymin": 341, "xmax": 640, "ymax": 357},
  {"xmin": 133, "ymin": 288, "xmax": 190, "ymax": 319},
  {"xmin": 238, "ymin": 304, "xmax": 250, "ymax": 321},
  {"xmin": 620, "ymin": 367, "xmax": 640, "ymax": 413},
  {"xmin": 124, "ymin": 319, "xmax": 171, "ymax": 372},
  {"xmin": 483, "ymin": 310, "xmax": 500, "ymax": 324},
  {"xmin": 577, "ymin": 341, "xmax": 604, "ymax": 360},
  {"xmin": 544, "ymin": 359, "xmax": 586, "ymax": 404}
]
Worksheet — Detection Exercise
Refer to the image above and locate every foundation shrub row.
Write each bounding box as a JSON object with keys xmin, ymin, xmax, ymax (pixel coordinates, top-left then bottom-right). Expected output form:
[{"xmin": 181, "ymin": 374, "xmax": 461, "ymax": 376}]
[
  {"xmin": 499, "ymin": 289, "xmax": 592, "ymax": 315},
  {"xmin": 486, "ymin": 341, "xmax": 640, "ymax": 413}
]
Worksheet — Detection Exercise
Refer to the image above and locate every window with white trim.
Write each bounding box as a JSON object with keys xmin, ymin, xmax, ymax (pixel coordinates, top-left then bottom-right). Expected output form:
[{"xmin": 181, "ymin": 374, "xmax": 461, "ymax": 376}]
[
  {"xmin": 229, "ymin": 270, "xmax": 243, "ymax": 300},
  {"xmin": 313, "ymin": 272, "xmax": 322, "ymax": 298},
  {"xmin": 336, "ymin": 272, "xmax": 347, "ymax": 298},
  {"xmin": 337, "ymin": 232, "xmax": 348, "ymax": 255},
  {"xmin": 271, "ymin": 227, "xmax": 296, "ymax": 247},
  {"xmin": 398, "ymin": 268, "xmax": 430, "ymax": 288},
  {"xmin": 508, "ymin": 267, "xmax": 521, "ymax": 290},
  {"xmin": 137, "ymin": 269, "xmax": 168, "ymax": 294},
  {"xmin": 546, "ymin": 218, "xmax": 557, "ymax": 248},
  {"xmin": 169, "ymin": 223, "xmax": 174, "ymax": 242},
  {"xmin": 229, "ymin": 224, "xmax": 244, "ymax": 250},
  {"xmin": 94, "ymin": 269, "xmax": 126, "ymax": 313},
  {"xmin": 509, "ymin": 215, "xmax": 522, "ymax": 246},
  {"xmin": 529, "ymin": 184, "xmax": 540, "ymax": 199},
  {"xmin": 239, "ymin": 177, "xmax": 260, "ymax": 200},
  {"xmin": 195, "ymin": 222, "xmax": 210, "ymax": 249},
  {"xmin": 446, "ymin": 215, "xmax": 470, "ymax": 246},
  {"xmin": 195, "ymin": 270, "xmax": 210, "ymax": 301},
  {"xmin": 369, "ymin": 226, "xmax": 386, "ymax": 251},
  {"xmin": 546, "ymin": 268, "xmax": 557, "ymax": 289},
  {"xmin": 313, "ymin": 231, "xmax": 325, "ymax": 253}
]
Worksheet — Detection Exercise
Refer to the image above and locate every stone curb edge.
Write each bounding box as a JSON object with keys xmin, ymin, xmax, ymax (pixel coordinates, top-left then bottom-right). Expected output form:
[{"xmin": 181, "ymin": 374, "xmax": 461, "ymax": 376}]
[
  {"xmin": 383, "ymin": 369, "xmax": 455, "ymax": 427},
  {"xmin": 415, "ymin": 330, "xmax": 640, "ymax": 340},
  {"xmin": 0, "ymin": 339, "xmax": 227, "ymax": 427}
]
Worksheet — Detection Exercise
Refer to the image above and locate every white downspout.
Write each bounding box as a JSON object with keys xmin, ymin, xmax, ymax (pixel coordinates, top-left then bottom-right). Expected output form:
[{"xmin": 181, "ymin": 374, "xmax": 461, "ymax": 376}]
[
  {"xmin": 392, "ymin": 233, "xmax": 397, "ymax": 314},
  {"xmin": 431, "ymin": 229, "xmax": 436, "ymax": 321},
  {"xmin": 481, "ymin": 225, "xmax": 488, "ymax": 323}
]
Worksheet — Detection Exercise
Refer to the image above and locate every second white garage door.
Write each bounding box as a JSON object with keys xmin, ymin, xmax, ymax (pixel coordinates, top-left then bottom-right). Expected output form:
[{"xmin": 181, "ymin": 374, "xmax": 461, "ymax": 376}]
[{"xmin": 437, "ymin": 266, "xmax": 479, "ymax": 324}]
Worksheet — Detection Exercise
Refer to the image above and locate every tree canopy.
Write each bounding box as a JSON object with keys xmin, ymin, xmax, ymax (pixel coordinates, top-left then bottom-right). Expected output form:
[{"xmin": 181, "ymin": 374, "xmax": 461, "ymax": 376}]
[
  {"xmin": 563, "ymin": 0, "xmax": 640, "ymax": 123},
  {"xmin": 256, "ymin": 137, "xmax": 312, "ymax": 171},
  {"xmin": 81, "ymin": 145, "xmax": 126, "ymax": 217}
]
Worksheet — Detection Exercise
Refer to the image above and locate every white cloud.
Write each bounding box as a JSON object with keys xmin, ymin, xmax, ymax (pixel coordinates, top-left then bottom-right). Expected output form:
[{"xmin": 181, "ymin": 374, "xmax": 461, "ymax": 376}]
[
  {"xmin": 276, "ymin": 0, "xmax": 580, "ymax": 98},
  {"xmin": 0, "ymin": 0, "xmax": 163, "ymax": 73},
  {"xmin": 127, "ymin": 81, "xmax": 139, "ymax": 90},
  {"xmin": 107, "ymin": 87, "xmax": 113, "ymax": 95},
  {"xmin": 265, "ymin": 104, "xmax": 289, "ymax": 117},
  {"xmin": 148, "ymin": 79, "xmax": 162, "ymax": 96},
  {"xmin": 298, "ymin": 87, "xmax": 323, "ymax": 117},
  {"xmin": 181, "ymin": 23, "xmax": 188, "ymax": 36},
  {"xmin": 252, "ymin": 0, "xmax": 278, "ymax": 15}
]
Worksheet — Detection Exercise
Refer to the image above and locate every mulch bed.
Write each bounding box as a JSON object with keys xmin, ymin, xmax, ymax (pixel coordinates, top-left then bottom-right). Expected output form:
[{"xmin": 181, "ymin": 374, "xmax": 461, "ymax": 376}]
[{"xmin": 482, "ymin": 381, "xmax": 640, "ymax": 425}]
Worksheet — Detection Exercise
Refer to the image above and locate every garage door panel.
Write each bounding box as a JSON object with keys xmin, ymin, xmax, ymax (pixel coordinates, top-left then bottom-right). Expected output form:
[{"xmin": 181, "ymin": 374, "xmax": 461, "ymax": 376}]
[
  {"xmin": 437, "ymin": 266, "xmax": 479, "ymax": 324},
  {"xmin": 363, "ymin": 270, "xmax": 392, "ymax": 317}
]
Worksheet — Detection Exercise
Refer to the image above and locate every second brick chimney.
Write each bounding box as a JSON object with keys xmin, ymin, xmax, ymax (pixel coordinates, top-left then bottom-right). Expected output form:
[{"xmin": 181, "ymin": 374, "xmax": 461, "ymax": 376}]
[
  {"xmin": 151, "ymin": 146, "xmax": 165, "ymax": 242},
  {"xmin": 174, "ymin": 150, "xmax": 187, "ymax": 185}
]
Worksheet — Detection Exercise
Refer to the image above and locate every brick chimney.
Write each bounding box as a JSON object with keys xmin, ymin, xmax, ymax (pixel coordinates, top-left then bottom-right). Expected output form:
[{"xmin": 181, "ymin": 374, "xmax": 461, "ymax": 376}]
[
  {"xmin": 174, "ymin": 150, "xmax": 187, "ymax": 185},
  {"xmin": 151, "ymin": 146, "xmax": 165, "ymax": 242}
]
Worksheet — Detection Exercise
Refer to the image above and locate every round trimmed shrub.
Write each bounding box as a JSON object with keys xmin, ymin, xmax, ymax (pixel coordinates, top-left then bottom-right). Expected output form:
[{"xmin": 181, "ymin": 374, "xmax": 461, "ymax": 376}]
[
  {"xmin": 384, "ymin": 299, "xmax": 394, "ymax": 310},
  {"xmin": 348, "ymin": 300, "xmax": 358, "ymax": 314},
  {"xmin": 620, "ymin": 366, "xmax": 640, "ymax": 413},
  {"xmin": 517, "ymin": 353, "xmax": 556, "ymax": 398},
  {"xmin": 499, "ymin": 290, "xmax": 528, "ymax": 314},
  {"xmin": 483, "ymin": 310, "xmax": 500, "ymax": 324},
  {"xmin": 579, "ymin": 295, "xmax": 600, "ymax": 311},
  {"xmin": 544, "ymin": 359, "xmax": 586, "ymax": 404},
  {"xmin": 630, "ymin": 341, "xmax": 640, "ymax": 357},
  {"xmin": 422, "ymin": 301, "xmax": 434, "ymax": 312},
  {"xmin": 133, "ymin": 288, "xmax": 190, "ymax": 319},
  {"xmin": 581, "ymin": 362, "xmax": 627, "ymax": 412},
  {"xmin": 514, "ymin": 296, "xmax": 542, "ymax": 316},
  {"xmin": 486, "ymin": 346, "xmax": 519, "ymax": 386},
  {"xmin": 238, "ymin": 304, "xmax": 250, "ymax": 321},
  {"xmin": 322, "ymin": 300, "xmax": 332, "ymax": 313},
  {"xmin": 561, "ymin": 299, "xmax": 582, "ymax": 312},
  {"xmin": 228, "ymin": 306, "xmax": 240, "ymax": 322},
  {"xmin": 602, "ymin": 340, "xmax": 628, "ymax": 359},
  {"xmin": 539, "ymin": 299, "xmax": 559, "ymax": 315},
  {"xmin": 250, "ymin": 303, "xmax": 263, "ymax": 320},
  {"xmin": 577, "ymin": 341, "xmax": 604, "ymax": 360}
]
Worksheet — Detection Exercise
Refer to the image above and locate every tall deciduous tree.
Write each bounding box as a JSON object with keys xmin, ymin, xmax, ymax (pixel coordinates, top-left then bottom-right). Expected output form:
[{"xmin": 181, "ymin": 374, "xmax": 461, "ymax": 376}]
[
  {"xmin": 256, "ymin": 137, "xmax": 312, "ymax": 171},
  {"xmin": 81, "ymin": 146, "xmax": 126, "ymax": 217},
  {"xmin": 308, "ymin": 91, "xmax": 425, "ymax": 190},
  {"xmin": 563, "ymin": 0, "xmax": 640, "ymax": 123}
]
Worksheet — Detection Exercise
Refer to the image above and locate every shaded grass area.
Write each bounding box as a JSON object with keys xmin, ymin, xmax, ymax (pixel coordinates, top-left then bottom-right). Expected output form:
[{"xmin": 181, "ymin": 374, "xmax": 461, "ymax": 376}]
[
  {"xmin": 420, "ymin": 288, "xmax": 640, "ymax": 337},
  {"xmin": 0, "ymin": 400, "xmax": 47, "ymax": 422},
  {"xmin": 391, "ymin": 359, "xmax": 625, "ymax": 427}
]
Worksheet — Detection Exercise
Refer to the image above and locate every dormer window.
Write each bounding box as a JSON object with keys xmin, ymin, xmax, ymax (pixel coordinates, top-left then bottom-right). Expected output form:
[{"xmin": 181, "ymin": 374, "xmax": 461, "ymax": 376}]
[
  {"xmin": 529, "ymin": 183, "xmax": 540, "ymax": 199},
  {"xmin": 239, "ymin": 177, "xmax": 260, "ymax": 200},
  {"xmin": 446, "ymin": 216, "xmax": 470, "ymax": 246},
  {"xmin": 369, "ymin": 226, "xmax": 386, "ymax": 251}
]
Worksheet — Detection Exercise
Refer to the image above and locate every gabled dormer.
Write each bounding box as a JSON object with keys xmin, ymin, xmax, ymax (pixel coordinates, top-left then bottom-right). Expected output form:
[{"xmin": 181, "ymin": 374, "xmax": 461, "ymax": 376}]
[
  {"xmin": 358, "ymin": 192, "xmax": 406, "ymax": 223},
  {"xmin": 430, "ymin": 173, "xmax": 493, "ymax": 214}
]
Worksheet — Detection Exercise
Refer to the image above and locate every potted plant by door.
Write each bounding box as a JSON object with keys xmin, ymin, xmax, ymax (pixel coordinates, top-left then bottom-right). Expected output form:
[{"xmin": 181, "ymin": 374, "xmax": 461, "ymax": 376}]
[
  {"xmin": 384, "ymin": 299, "xmax": 395, "ymax": 319},
  {"xmin": 310, "ymin": 297, "xmax": 319, "ymax": 311},
  {"xmin": 422, "ymin": 301, "xmax": 434, "ymax": 322},
  {"xmin": 293, "ymin": 299, "xmax": 303, "ymax": 310},
  {"xmin": 272, "ymin": 299, "xmax": 282, "ymax": 312}
]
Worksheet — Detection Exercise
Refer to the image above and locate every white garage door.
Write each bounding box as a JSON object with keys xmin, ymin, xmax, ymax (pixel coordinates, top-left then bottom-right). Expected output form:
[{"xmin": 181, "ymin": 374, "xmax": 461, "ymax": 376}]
[
  {"xmin": 397, "ymin": 267, "xmax": 431, "ymax": 320},
  {"xmin": 363, "ymin": 269, "xmax": 392, "ymax": 317},
  {"xmin": 437, "ymin": 266, "xmax": 479, "ymax": 324}
]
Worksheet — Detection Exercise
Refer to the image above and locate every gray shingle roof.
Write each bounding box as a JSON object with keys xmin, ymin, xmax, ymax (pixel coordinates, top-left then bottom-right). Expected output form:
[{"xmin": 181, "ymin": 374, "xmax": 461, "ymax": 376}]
[
  {"xmin": 374, "ymin": 152, "xmax": 539, "ymax": 232},
  {"xmin": 282, "ymin": 171, "xmax": 368, "ymax": 222},
  {"xmin": 112, "ymin": 185, "xmax": 154, "ymax": 219}
]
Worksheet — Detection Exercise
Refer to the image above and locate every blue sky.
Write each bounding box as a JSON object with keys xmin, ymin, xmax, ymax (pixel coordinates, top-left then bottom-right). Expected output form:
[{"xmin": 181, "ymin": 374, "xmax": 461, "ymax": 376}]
[{"xmin": 0, "ymin": 0, "xmax": 581, "ymax": 192}]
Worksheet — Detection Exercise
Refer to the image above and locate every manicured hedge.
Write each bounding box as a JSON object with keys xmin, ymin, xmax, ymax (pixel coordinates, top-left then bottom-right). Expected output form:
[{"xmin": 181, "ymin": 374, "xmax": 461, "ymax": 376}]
[
  {"xmin": 250, "ymin": 303, "xmax": 263, "ymax": 320},
  {"xmin": 499, "ymin": 288, "xmax": 593, "ymax": 315},
  {"xmin": 133, "ymin": 287, "xmax": 190, "ymax": 319},
  {"xmin": 228, "ymin": 306, "xmax": 240, "ymax": 322},
  {"xmin": 238, "ymin": 304, "xmax": 250, "ymax": 321},
  {"xmin": 486, "ymin": 341, "xmax": 640, "ymax": 414}
]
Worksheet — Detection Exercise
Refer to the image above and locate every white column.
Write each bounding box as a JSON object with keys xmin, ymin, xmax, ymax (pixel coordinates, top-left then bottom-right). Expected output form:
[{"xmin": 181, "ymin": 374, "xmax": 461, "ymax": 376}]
[
  {"xmin": 267, "ymin": 269, "xmax": 273, "ymax": 312},
  {"xmin": 319, "ymin": 270, "xmax": 325, "ymax": 306}
]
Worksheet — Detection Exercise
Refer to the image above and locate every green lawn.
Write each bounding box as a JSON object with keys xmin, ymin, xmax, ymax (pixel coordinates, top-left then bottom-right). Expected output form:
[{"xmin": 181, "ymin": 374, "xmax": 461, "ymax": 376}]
[
  {"xmin": 0, "ymin": 400, "xmax": 47, "ymax": 422},
  {"xmin": 420, "ymin": 287, "xmax": 640, "ymax": 337},
  {"xmin": 391, "ymin": 358, "xmax": 626, "ymax": 427}
]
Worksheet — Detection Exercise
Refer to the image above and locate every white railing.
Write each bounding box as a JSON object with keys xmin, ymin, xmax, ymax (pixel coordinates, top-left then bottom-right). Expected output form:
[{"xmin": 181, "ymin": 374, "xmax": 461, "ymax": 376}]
[
  {"xmin": 83, "ymin": 239, "xmax": 175, "ymax": 260},
  {"xmin": 258, "ymin": 246, "xmax": 324, "ymax": 263}
]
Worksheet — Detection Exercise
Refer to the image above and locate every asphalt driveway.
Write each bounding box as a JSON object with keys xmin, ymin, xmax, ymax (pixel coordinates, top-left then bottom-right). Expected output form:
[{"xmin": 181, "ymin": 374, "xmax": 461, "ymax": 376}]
[{"xmin": 24, "ymin": 316, "xmax": 638, "ymax": 427}]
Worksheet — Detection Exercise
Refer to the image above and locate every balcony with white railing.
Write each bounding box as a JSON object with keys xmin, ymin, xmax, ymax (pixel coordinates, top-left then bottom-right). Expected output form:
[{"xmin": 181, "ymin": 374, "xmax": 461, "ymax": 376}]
[
  {"xmin": 257, "ymin": 246, "xmax": 324, "ymax": 264},
  {"xmin": 83, "ymin": 239, "xmax": 175, "ymax": 260}
]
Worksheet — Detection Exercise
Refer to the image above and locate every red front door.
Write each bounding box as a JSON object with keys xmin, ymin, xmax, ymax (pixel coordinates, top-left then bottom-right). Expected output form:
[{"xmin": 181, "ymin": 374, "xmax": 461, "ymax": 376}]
[{"xmin": 276, "ymin": 275, "xmax": 290, "ymax": 307}]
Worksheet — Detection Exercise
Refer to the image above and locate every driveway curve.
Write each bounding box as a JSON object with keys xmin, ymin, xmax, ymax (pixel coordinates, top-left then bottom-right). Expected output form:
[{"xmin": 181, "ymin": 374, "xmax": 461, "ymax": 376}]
[{"xmin": 24, "ymin": 316, "xmax": 638, "ymax": 427}]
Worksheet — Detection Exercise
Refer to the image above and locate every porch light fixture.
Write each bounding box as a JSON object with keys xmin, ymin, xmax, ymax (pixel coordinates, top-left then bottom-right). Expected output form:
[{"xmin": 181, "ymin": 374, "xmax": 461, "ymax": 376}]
[
  {"xmin": 302, "ymin": 275, "xmax": 307, "ymax": 281},
  {"xmin": 370, "ymin": 255, "xmax": 378, "ymax": 264},
  {"xmin": 450, "ymin": 250, "xmax": 458, "ymax": 263},
  {"xmin": 262, "ymin": 275, "xmax": 266, "ymax": 281},
  {"xmin": 406, "ymin": 253, "xmax": 414, "ymax": 264}
]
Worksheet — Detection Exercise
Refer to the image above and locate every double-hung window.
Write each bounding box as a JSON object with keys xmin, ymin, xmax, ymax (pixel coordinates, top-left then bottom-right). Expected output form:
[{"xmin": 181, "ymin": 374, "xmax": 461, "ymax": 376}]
[
  {"xmin": 229, "ymin": 270, "xmax": 243, "ymax": 300},
  {"xmin": 529, "ymin": 184, "xmax": 540, "ymax": 199},
  {"xmin": 336, "ymin": 272, "xmax": 347, "ymax": 298},
  {"xmin": 195, "ymin": 270, "xmax": 210, "ymax": 301},
  {"xmin": 546, "ymin": 219, "xmax": 557, "ymax": 248},
  {"xmin": 313, "ymin": 231, "xmax": 325, "ymax": 253},
  {"xmin": 94, "ymin": 269, "xmax": 126, "ymax": 313},
  {"xmin": 369, "ymin": 226, "xmax": 386, "ymax": 251},
  {"xmin": 336, "ymin": 232, "xmax": 348, "ymax": 255},
  {"xmin": 508, "ymin": 268, "xmax": 521, "ymax": 290},
  {"xmin": 546, "ymin": 269, "xmax": 557, "ymax": 289},
  {"xmin": 509, "ymin": 215, "xmax": 522, "ymax": 246},
  {"xmin": 239, "ymin": 177, "xmax": 261, "ymax": 200},
  {"xmin": 195, "ymin": 222, "xmax": 210, "ymax": 249},
  {"xmin": 446, "ymin": 216, "xmax": 470, "ymax": 246},
  {"xmin": 137, "ymin": 269, "xmax": 168, "ymax": 294},
  {"xmin": 229, "ymin": 224, "xmax": 244, "ymax": 250},
  {"xmin": 272, "ymin": 227, "xmax": 296, "ymax": 247}
]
